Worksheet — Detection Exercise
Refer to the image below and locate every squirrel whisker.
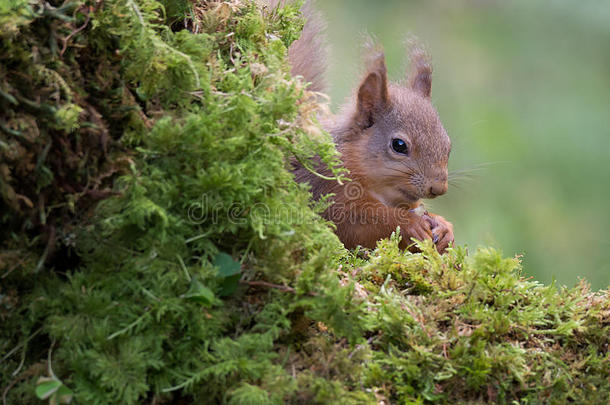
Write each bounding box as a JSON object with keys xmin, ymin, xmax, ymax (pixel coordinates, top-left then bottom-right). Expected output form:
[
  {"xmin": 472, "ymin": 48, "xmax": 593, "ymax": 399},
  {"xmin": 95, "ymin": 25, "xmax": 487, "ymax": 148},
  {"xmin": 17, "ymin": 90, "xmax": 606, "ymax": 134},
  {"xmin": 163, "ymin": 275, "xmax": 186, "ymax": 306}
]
[
  {"xmin": 386, "ymin": 167, "xmax": 416, "ymax": 177},
  {"xmin": 448, "ymin": 161, "xmax": 508, "ymax": 177}
]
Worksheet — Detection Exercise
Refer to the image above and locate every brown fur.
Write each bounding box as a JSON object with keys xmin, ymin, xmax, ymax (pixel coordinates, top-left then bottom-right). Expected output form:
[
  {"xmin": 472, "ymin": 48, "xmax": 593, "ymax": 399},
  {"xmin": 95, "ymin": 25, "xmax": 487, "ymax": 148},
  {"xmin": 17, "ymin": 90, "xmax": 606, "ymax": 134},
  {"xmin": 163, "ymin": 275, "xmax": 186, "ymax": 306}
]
[
  {"xmin": 282, "ymin": 4, "xmax": 454, "ymax": 251},
  {"xmin": 265, "ymin": 0, "xmax": 327, "ymax": 92}
]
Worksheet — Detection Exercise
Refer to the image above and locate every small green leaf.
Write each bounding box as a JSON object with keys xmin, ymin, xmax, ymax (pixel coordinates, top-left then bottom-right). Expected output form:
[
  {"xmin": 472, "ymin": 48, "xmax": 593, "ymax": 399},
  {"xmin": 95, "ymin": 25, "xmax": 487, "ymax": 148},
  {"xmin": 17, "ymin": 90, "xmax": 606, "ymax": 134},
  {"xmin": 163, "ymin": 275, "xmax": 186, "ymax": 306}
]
[
  {"xmin": 57, "ymin": 384, "xmax": 74, "ymax": 404},
  {"xmin": 213, "ymin": 252, "xmax": 241, "ymax": 297},
  {"xmin": 219, "ymin": 274, "xmax": 241, "ymax": 297},
  {"xmin": 184, "ymin": 278, "xmax": 215, "ymax": 306},
  {"xmin": 35, "ymin": 379, "xmax": 62, "ymax": 400},
  {"xmin": 213, "ymin": 252, "xmax": 241, "ymax": 278}
]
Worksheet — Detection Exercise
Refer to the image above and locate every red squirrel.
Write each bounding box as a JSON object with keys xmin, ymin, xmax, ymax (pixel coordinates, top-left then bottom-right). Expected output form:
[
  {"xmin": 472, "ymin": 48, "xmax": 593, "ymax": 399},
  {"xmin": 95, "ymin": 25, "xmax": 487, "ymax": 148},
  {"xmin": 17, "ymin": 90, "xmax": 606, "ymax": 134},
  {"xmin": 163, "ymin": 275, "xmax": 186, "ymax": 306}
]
[{"xmin": 270, "ymin": 1, "xmax": 454, "ymax": 252}]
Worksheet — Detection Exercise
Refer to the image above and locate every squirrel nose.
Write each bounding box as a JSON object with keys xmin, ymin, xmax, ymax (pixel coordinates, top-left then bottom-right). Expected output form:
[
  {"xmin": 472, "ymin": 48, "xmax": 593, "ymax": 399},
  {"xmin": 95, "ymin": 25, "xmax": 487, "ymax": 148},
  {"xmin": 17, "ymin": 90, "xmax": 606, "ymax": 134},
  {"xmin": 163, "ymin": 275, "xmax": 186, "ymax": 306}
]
[{"xmin": 428, "ymin": 182, "xmax": 448, "ymax": 198}]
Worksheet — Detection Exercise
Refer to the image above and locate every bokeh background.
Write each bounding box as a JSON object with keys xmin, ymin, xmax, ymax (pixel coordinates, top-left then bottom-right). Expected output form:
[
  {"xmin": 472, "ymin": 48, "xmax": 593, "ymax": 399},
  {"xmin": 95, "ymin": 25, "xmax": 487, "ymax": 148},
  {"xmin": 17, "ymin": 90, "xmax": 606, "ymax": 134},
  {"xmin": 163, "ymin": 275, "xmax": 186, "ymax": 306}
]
[{"xmin": 317, "ymin": 0, "xmax": 610, "ymax": 289}]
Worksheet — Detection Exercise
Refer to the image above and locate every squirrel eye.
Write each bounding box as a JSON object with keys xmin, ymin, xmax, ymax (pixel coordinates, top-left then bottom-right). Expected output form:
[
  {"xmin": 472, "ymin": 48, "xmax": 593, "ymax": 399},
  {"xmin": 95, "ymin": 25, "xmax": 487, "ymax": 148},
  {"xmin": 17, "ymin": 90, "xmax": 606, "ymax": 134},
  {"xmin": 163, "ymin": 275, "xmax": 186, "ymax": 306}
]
[{"xmin": 391, "ymin": 138, "xmax": 409, "ymax": 155}]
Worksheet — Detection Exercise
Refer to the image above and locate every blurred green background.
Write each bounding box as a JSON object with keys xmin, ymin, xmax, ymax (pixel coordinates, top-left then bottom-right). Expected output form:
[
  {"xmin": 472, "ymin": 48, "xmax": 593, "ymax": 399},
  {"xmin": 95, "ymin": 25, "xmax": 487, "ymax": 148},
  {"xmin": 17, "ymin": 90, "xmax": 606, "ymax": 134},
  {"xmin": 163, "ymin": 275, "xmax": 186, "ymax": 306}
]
[{"xmin": 317, "ymin": 0, "xmax": 610, "ymax": 289}]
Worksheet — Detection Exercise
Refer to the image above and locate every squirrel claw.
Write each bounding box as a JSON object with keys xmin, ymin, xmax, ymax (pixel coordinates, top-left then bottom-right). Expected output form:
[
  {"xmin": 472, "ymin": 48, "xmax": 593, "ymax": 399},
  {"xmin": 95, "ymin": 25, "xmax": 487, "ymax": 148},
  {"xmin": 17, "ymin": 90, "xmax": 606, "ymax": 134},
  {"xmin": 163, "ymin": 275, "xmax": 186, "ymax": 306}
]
[{"xmin": 425, "ymin": 214, "xmax": 454, "ymax": 253}]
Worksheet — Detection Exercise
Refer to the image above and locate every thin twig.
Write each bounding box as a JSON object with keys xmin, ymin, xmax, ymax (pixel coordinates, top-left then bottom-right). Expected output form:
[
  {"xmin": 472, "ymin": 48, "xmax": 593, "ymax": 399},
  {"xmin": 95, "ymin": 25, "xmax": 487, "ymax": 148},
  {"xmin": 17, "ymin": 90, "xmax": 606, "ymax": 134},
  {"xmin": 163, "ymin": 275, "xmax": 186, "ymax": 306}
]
[
  {"xmin": 240, "ymin": 280, "xmax": 295, "ymax": 293},
  {"xmin": 60, "ymin": 6, "xmax": 91, "ymax": 56},
  {"xmin": 240, "ymin": 280, "xmax": 318, "ymax": 296},
  {"xmin": 47, "ymin": 340, "xmax": 57, "ymax": 380},
  {"xmin": 0, "ymin": 328, "xmax": 42, "ymax": 364},
  {"xmin": 34, "ymin": 226, "xmax": 55, "ymax": 274},
  {"xmin": 1, "ymin": 256, "xmax": 29, "ymax": 279},
  {"xmin": 2, "ymin": 361, "xmax": 46, "ymax": 405}
]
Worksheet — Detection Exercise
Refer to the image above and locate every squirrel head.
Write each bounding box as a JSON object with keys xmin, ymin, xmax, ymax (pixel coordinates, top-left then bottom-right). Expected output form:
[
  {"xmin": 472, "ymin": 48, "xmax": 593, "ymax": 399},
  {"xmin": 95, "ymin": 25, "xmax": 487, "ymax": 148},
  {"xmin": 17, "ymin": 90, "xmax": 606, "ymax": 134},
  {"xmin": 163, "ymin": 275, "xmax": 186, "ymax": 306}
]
[{"xmin": 338, "ymin": 43, "xmax": 451, "ymax": 208}]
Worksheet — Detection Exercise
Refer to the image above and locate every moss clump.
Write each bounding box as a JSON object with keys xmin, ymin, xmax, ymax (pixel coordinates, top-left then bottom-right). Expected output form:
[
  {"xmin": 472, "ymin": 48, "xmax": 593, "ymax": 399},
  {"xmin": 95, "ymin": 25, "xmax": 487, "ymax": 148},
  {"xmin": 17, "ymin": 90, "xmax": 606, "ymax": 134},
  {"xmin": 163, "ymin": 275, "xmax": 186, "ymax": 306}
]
[{"xmin": 1, "ymin": 1, "xmax": 608, "ymax": 404}]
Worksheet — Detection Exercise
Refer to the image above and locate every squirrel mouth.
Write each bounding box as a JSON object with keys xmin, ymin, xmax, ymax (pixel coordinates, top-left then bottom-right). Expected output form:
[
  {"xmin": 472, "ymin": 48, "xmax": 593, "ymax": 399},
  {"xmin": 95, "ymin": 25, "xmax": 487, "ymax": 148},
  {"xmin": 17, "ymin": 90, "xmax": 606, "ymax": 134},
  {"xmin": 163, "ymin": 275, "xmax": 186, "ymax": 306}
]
[
  {"xmin": 398, "ymin": 188, "xmax": 419, "ymax": 202},
  {"xmin": 398, "ymin": 188, "xmax": 419, "ymax": 203},
  {"xmin": 370, "ymin": 188, "xmax": 420, "ymax": 208}
]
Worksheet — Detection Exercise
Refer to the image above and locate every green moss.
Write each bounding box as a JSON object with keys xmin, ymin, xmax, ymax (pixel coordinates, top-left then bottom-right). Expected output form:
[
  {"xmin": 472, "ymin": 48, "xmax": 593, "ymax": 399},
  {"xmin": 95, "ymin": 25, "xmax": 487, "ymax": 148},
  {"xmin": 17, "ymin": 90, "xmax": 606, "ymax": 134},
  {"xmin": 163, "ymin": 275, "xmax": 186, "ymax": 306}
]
[
  {"xmin": 1, "ymin": 1, "xmax": 608, "ymax": 404},
  {"xmin": 52, "ymin": 104, "xmax": 83, "ymax": 132}
]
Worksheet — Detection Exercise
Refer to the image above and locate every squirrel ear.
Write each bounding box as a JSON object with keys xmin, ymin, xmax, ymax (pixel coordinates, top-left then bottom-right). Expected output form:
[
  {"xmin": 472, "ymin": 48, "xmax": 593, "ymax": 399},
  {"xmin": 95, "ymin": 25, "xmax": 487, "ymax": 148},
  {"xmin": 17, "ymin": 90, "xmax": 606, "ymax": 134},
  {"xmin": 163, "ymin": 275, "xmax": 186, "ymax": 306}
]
[
  {"xmin": 356, "ymin": 52, "xmax": 389, "ymax": 129},
  {"xmin": 407, "ymin": 43, "xmax": 432, "ymax": 98}
]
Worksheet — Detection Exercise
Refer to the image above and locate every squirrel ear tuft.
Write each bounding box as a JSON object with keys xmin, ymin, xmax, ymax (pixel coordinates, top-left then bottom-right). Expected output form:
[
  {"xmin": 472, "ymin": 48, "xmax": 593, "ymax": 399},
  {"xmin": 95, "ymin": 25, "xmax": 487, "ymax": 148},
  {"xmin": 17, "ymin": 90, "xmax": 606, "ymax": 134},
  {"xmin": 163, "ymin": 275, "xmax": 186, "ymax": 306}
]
[
  {"xmin": 356, "ymin": 50, "xmax": 389, "ymax": 129},
  {"xmin": 407, "ymin": 41, "xmax": 432, "ymax": 98}
]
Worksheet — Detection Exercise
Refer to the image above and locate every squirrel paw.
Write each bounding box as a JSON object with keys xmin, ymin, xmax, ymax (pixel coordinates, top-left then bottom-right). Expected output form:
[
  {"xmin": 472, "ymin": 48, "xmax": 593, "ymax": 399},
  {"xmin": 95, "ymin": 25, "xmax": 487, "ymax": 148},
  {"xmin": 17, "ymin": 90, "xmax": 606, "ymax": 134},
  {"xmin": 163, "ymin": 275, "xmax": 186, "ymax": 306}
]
[
  {"xmin": 424, "ymin": 214, "xmax": 454, "ymax": 253},
  {"xmin": 400, "ymin": 211, "xmax": 433, "ymax": 251}
]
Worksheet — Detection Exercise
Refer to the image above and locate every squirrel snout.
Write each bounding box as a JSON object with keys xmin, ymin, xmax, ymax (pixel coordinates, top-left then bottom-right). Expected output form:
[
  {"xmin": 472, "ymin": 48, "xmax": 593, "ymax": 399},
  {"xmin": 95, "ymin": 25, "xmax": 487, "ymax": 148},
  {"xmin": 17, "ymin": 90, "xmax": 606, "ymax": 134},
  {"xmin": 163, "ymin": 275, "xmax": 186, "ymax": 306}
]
[{"xmin": 427, "ymin": 181, "xmax": 448, "ymax": 198}]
